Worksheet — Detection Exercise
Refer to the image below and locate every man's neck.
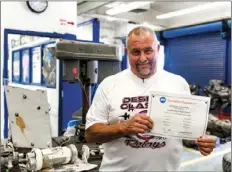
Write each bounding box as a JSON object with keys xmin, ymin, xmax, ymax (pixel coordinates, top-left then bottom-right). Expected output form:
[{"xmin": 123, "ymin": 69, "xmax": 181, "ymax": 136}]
[{"xmin": 130, "ymin": 68, "xmax": 157, "ymax": 79}]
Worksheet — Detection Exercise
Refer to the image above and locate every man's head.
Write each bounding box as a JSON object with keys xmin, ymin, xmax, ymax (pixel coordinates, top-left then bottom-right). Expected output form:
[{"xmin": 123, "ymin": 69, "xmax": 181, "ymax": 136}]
[{"xmin": 126, "ymin": 26, "xmax": 160, "ymax": 79}]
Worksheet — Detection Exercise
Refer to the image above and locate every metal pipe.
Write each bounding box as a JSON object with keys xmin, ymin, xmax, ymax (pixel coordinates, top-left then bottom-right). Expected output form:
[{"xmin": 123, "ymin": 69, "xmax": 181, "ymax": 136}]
[{"xmin": 82, "ymin": 85, "xmax": 91, "ymax": 125}]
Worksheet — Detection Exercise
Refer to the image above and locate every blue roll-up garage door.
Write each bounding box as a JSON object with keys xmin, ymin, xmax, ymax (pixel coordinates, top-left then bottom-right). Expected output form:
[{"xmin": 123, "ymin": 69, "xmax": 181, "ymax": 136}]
[
  {"xmin": 228, "ymin": 39, "xmax": 231, "ymax": 84},
  {"xmin": 164, "ymin": 31, "xmax": 226, "ymax": 86}
]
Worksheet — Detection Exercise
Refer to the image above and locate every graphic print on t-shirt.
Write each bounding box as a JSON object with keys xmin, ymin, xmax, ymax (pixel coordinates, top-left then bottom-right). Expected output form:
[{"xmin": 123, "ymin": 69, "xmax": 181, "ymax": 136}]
[{"xmin": 119, "ymin": 96, "xmax": 167, "ymax": 149}]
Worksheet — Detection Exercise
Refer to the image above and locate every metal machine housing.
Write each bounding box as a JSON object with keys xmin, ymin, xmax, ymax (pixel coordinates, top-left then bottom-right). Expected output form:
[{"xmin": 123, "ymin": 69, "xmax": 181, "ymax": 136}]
[{"xmin": 4, "ymin": 86, "xmax": 52, "ymax": 149}]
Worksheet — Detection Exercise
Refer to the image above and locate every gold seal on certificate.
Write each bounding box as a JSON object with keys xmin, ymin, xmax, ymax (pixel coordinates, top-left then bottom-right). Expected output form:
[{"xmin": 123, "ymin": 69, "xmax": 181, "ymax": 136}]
[{"xmin": 147, "ymin": 91, "xmax": 211, "ymax": 140}]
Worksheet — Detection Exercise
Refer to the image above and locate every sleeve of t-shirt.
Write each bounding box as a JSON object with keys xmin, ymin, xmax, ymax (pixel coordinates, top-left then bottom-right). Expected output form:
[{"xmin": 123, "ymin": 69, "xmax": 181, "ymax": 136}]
[
  {"xmin": 178, "ymin": 75, "xmax": 191, "ymax": 95},
  {"xmin": 85, "ymin": 83, "xmax": 109, "ymax": 130}
]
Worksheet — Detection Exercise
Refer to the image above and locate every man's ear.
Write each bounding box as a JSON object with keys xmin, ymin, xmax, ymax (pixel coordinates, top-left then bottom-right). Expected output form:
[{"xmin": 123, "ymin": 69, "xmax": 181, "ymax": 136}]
[{"xmin": 157, "ymin": 44, "xmax": 160, "ymax": 52}]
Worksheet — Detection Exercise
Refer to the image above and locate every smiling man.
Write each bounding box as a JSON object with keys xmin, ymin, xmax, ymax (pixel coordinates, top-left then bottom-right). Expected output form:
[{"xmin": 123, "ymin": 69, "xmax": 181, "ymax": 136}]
[
  {"xmin": 126, "ymin": 27, "xmax": 158, "ymax": 78},
  {"xmin": 85, "ymin": 26, "xmax": 216, "ymax": 171}
]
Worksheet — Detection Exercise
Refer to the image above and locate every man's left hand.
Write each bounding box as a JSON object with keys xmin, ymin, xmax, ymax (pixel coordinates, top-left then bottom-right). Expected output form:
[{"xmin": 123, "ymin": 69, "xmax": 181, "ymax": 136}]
[{"xmin": 196, "ymin": 136, "xmax": 216, "ymax": 156}]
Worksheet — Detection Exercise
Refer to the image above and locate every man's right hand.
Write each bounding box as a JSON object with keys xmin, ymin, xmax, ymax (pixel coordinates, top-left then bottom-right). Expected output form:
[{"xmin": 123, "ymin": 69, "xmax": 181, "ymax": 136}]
[
  {"xmin": 120, "ymin": 114, "xmax": 154, "ymax": 135},
  {"xmin": 85, "ymin": 114, "xmax": 154, "ymax": 143}
]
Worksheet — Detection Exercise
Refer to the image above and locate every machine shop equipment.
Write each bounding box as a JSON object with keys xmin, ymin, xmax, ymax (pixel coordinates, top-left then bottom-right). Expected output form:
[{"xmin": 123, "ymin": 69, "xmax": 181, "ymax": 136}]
[
  {"xmin": 2, "ymin": 41, "xmax": 121, "ymax": 171},
  {"xmin": 1, "ymin": 139, "xmax": 25, "ymax": 170},
  {"xmin": 184, "ymin": 80, "xmax": 231, "ymax": 152},
  {"xmin": 203, "ymin": 80, "xmax": 231, "ymax": 110},
  {"xmin": 189, "ymin": 84, "xmax": 201, "ymax": 95},
  {"xmin": 26, "ymin": 144, "xmax": 78, "ymax": 171},
  {"xmin": 55, "ymin": 40, "xmax": 121, "ymax": 142},
  {"xmin": 3, "ymin": 86, "xmax": 101, "ymax": 171},
  {"xmin": 4, "ymin": 86, "xmax": 52, "ymax": 149}
]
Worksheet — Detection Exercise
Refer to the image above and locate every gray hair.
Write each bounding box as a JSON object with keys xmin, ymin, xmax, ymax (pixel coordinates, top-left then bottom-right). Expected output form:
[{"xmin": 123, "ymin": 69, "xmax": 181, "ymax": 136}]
[{"xmin": 126, "ymin": 26, "xmax": 158, "ymax": 48}]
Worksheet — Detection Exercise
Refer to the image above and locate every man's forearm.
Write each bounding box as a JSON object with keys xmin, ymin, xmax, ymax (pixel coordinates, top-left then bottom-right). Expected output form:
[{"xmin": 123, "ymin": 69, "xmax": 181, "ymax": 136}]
[{"xmin": 85, "ymin": 122, "xmax": 127, "ymax": 143}]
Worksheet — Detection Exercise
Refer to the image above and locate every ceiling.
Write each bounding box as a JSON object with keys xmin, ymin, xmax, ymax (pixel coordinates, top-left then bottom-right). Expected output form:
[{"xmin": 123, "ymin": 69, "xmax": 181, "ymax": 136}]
[{"xmin": 77, "ymin": 1, "xmax": 231, "ymax": 31}]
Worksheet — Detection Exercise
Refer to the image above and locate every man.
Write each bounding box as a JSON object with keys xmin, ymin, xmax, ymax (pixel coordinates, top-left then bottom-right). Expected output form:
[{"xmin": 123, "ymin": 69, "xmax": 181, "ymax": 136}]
[{"xmin": 85, "ymin": 26, "xmax": 216, "ymax": 171}]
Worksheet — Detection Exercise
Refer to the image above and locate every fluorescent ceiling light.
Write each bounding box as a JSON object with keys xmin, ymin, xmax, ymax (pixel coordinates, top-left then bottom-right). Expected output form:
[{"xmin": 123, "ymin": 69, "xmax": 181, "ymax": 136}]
[
  {"xmin": 81, "ymin": 14, "xmax": 129, "ymax": 22},
  {"xmin": 142, "ymin": 22, "xmax": 164, "ymax": 30},
  {"xmin": 105, "ymin": 2, "xmax": 123, "ymax": 8},
  {"xmin": 157, "ymin": 2, "xmax": 229, "ymax": 19},
  {"xmin": 106, "ymin": 1, "xmax": 153, "ymax": 16}
]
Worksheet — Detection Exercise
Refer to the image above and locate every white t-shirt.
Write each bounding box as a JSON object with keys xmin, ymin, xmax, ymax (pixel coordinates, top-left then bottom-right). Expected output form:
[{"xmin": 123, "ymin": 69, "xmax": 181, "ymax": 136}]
[{"xmin": 86, "ymin": 69, "xmax": 191, "ymax": 172}]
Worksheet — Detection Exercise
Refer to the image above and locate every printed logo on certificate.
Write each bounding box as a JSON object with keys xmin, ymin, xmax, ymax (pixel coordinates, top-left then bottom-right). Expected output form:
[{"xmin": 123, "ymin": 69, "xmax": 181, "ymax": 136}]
[{"xmin": 147, "ymin": 91, "xmax": 210, "ymax": 140}]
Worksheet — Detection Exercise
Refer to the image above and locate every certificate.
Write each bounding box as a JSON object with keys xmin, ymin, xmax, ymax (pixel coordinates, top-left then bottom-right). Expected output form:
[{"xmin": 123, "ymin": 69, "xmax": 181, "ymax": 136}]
[
  {"xmin": 32, "ymin": 47, "xmax": 42, "ymax": 83},
  {"xmin": 13, "ymin": 51, "xmax": 20, "ymax": 82},
  {"xmin": 22, "ymin": 50, "xmax": 30, "ymax": 83},
  {"xmin": 13, "ymin": 52, "xmax": 20, "ymax": 76},
  {"xmin": 147, "ymin": 91, "xmax": 210, "ymax": 140}
]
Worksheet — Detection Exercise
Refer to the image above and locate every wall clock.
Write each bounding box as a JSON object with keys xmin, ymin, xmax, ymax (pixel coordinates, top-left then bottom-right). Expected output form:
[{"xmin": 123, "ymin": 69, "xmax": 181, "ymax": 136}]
[{"xmin": 27, "ymin": 1, "xmax": 48, "ymax": 14}]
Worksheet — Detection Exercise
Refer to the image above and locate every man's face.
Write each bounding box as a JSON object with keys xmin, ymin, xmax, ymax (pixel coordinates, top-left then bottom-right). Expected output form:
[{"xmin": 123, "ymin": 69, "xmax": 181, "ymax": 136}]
[{"xmin": 126, "ymin": 32, "xmax": 160, "ymax": 78}]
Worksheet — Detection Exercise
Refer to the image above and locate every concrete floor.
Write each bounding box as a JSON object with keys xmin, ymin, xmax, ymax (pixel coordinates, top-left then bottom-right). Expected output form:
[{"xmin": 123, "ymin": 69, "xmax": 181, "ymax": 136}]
[{"xmin": 178, "ymin": 142, "xmax": 231, "ymax": 171}]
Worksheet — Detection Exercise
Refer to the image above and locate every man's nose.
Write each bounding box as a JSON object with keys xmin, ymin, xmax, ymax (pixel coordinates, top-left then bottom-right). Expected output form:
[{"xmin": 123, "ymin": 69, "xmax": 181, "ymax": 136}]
[{"xmin": 139, "ymin": 52, "xmax": 148, "ymax": 62}]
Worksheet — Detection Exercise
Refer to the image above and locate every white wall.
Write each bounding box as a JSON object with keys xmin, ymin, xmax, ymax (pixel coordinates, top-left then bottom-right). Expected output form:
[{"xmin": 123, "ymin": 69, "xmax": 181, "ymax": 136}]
[
  {"xmin": 157, "ymin": 45, "xmax": 165, "ymax": 71},
  {"xmin": 77, "ymin": 23, "xmax": 93, "ymax": 41},
  {"xmin": 76, "ymin": 16, "xmax": 93, "ymax": 41},
  {"xmin": 1, "ymin": 1, "xmax": 77, "ymax": 138},
  {"xmin": 1, "ymin": 2, "xmax": 77, "ymax": 34},
  {"xmin": 115, "ymin": 23, "xmax": 141, "ymax": 38},
  {"xmin": 77, "ymin": 15, "xmax": 121, "ymax": 44}
]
